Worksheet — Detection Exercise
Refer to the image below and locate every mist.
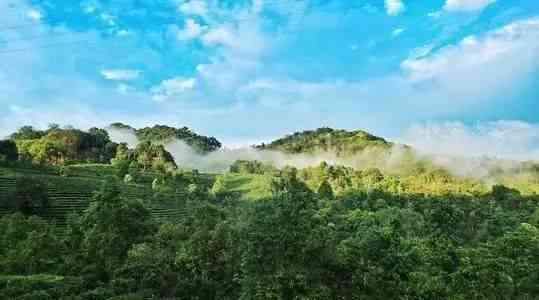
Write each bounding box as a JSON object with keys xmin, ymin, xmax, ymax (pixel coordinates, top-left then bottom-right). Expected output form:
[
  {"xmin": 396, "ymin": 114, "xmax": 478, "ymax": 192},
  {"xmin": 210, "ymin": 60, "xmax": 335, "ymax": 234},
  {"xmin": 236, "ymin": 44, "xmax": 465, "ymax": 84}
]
[
  {"xmin": 105, "ymin": 120, "xmax": 539, "ymax": 179},
  {"xmin": 106, "ymin": 126, "xmax": 140, "ymax": 149},
  {"xmin": 399, "ymin": 121, "xmax": 539, "ymax": 178}
]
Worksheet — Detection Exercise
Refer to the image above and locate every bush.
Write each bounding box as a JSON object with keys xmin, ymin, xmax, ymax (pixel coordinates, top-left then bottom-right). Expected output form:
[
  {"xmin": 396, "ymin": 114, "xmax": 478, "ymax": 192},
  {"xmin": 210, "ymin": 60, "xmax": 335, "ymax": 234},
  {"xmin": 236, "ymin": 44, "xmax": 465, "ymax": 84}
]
[
  {"xmin": 14, "ymin": 176, "xmax": 49, "ymax": 215},
  {"xmin": 0, "ymin": 139, "xmax": 18, "ymax": 165},
  {"xmin": 229, "ymin": 160, "xmax": 277, "ymax": 175}
]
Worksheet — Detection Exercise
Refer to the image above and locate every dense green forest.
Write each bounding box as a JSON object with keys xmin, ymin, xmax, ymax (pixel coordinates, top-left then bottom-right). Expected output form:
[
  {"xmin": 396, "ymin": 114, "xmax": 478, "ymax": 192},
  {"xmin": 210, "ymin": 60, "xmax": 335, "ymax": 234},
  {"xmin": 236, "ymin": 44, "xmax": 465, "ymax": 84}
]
[
  {"xmin": 255, "ymin": 127, "xmax": 394, "ymax": 155},
  {"xmin": 109, "ymin": 123, "xmax": 222, "ymax": 154},
  {"xmin": 2, "ymin": 124, "xmax": 539, "ymax": 299}
]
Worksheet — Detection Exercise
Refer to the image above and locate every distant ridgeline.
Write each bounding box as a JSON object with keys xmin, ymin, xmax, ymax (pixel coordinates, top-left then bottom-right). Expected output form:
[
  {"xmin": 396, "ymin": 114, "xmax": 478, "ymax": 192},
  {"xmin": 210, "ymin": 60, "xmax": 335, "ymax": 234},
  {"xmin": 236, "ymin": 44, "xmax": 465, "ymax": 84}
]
[
  {"xmin": 0, "ymin": 123, "xmax": 221, "ymax": 168},
  {"xmin": 255, "ymin": 127, "xmax": 396, "ymax": 156},
  {"xmin": 109, "ymin": 123, "xmax": 222, "ymax": 154}
]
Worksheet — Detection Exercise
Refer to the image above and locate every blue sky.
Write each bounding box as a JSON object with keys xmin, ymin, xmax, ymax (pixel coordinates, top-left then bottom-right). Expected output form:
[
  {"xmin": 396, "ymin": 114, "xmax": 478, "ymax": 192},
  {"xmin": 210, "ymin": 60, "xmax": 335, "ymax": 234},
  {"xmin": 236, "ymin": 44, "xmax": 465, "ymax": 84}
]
[{"xmin": 1, "ymin": 0, "xmax": 539, "ymax": 146}]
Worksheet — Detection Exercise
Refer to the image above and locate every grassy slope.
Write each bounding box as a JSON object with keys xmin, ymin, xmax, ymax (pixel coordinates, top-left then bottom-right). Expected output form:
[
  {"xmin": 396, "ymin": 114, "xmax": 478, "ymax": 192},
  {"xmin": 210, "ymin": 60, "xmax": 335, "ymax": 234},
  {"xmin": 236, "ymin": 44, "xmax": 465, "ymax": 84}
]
[{"xmin": 220, "ymin": 173, "xmax": 274, "ymax": 201}]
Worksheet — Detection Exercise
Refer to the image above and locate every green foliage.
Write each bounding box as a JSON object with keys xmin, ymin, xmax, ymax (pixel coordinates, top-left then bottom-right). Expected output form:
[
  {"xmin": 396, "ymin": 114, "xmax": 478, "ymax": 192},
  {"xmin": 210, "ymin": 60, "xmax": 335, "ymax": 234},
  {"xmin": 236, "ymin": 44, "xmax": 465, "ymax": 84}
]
[
  {"xmin": 0, "ymin": 140, "xmax": 18, "ymax": 165},
  {"xmin": 13, "ymin": 176, "xmax": 49, "ymax": 215},
  {"xmin": 110, "ymin": 123, "xmax": 222, "ymax": 154},
  {"xmin": 13, "ymin": 126, "xmax": 117, "ymax": 166},
  {"xmin": 229, "ymin": 159, "xmax": 278, "ymax": 175},
  {"xmin": 211, "ymin": 175, "xmax": 229, "ymax": 198},
  {"xmin": 240, "ymin": 171, "xmax": 332, "ymax": 299},
  {"xmin": 10, "ymin": 126, "xmax": 45, "ymax": 140},
  {"xmin": 0, "ymin": 214, "xmax": 64, "ymax": 274},
  {"xmin": 133, "ymin": 141, "xmax": 176, "ymax": 171},
  {"xmin": 73, "ymin": 181, "xmax": 157, "ymax": 280},
  {"xmin": 256, "ymin": 127, "xmax": 393, "ymax": 156},
  {"xmin": 5, "ymin": 126, "xmax": 539, "ymax": 298},
  {"xmin": 317, "ymin": 179, "xmax": 334, "ymax": 199}
]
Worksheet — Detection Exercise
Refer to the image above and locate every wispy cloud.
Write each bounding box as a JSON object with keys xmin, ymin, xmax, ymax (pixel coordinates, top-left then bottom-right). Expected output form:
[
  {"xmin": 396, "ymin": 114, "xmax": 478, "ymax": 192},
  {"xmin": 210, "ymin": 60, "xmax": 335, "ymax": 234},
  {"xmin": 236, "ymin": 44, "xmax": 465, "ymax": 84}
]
[
  {"xmin": 178, "ymin": 0, "xmax": 208, "ymax": 18},
  {"xmin": 392, "ymin": 27, "xmax": 406, "ymax": 37},
  {"xmin": 401, "ymin": 17, "xmax": 539, "ymax": 96},
  {"xmin": 151, "ymin": 77, "xmax": 197, "ymax": 101},
  {"xmin": 176, "ymin": 18, "xmax": 205, "ymax": 40},
  {"xmin": 100, "ymin": 69, "xmax": 141, "ymax": 81},
  {"xmin": 26, "ymin": 9, "xmax": 42, "ymax": 21},
  {"xmin": 444, "ymin": 0, "xmax": 496, "ymax": 12},
  {"xmin": 401, "ymin": 120, "xmax": 539, "ymax": 161},
  {"xmin": 385, "ymin": 0, "xmax": 406, "ymax": 16}
]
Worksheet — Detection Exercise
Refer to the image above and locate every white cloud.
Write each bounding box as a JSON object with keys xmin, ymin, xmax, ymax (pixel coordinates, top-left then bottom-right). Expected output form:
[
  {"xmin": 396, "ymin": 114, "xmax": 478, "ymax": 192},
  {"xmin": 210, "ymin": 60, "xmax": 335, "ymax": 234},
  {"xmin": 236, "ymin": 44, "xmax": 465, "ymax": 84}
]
[
  {"xmin": 385, "ymin": 0, "xmax": 405, "ymax": 16},
  {"xmin": 408, "ymin": 44, "xmax": 434, "ymax": 59},
  {"xmin": 151, "ymin": 77, "xmax": 197, "ymax": 101},
  {"xmin": 392, "ymin": 27, "xmax": 406, "ymax": 37},
  {"xmin": 178, "ymin": 0, "xmax": 208, "ymax": 17},
  {"xmin": 201, "ymin": 25, "xmax": 239, "ymax": 48},
  {"xmin": 401, "ymin": 121, "xmax": 539, "ymax": 161},
  {"xmin": 26, "ymin": 9, "xmax": 42, "ymax": 20},
  {"xmin": 196, "ymin": 20, "xmax": 268, "ymax": 91},
  {"xmin": 100, "ymin": 69, "xmax": 141, "ymax": 81},
  {"xmin": 444, "ymin": 0, "xmax": 496, "ymax": 12},
  {"xmin": 176, "ymin": 18, "xmax": 205, "ymax": 40},
  {"xmin": 399, "ymin": 121, "xmax": 539, "ymax": 177},
  {"xmin": 81, "ymin": 0, "xmax": 99, "ymax": 14},
  {"xmin": 100, "ymin": 13, "xmax": 116, "ymax": 26},
  {"xmin": 116, "ymin": 29, "xmax": 132, "ymax": 37},
  {"xmin": 401, "ymin": 17, "xmax": 539, "ymax": 92}
]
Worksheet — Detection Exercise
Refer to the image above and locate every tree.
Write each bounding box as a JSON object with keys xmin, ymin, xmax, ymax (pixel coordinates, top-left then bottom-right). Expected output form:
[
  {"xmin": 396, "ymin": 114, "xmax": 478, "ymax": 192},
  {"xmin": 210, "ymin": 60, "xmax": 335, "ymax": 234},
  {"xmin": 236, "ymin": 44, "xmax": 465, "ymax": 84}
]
[
  {"xmin": 336, "ymin": 209, "xmax": 422, "ymax": 299},
  {"xmin": 14, "ymin": 176, "xmax": 49, "ymax": 215},
  {"xmin": 211, "ymin": 175, "xmax": 228, "ymax": 198},
  {"xmin": 113, "ymin": 224, "xmax": 183, "ymax": 298},
  {"xmin": 240, "ymin": 172, "xmax": 330, "ymax": 299},
  {"xmin": 76, "ymin": 181, "xmax": 157, "ymax": 280},
  {"xmin": 10, "ymin": 126, "xmax": 44, "ymax": 140},
  {"xmin": 134, "ymin": 142, "xmax": 176, "ymax": 171},
  {"xmin": 317, "ymin": 180, "xmax": 334, "ymax": 200},
  {"xmin": 0, "ymin": 139, "xmax": 18, "ymax": 164},
  {"xmin": 0, "ymin": 214, "xmax": 64, "ymax": 274}
]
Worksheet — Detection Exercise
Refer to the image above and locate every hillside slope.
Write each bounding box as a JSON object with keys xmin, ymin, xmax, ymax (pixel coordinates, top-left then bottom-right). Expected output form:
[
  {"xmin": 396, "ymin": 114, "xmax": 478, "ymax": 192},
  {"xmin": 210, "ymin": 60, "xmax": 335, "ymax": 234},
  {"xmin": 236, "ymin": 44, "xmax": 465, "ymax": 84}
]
[
  {"xmin": 255, "ymin": 127, "xmax": 395, "ymax": 156},
  {"xmin": 110, "ymin": 123, "xmax": 221, "ymax": 154}
]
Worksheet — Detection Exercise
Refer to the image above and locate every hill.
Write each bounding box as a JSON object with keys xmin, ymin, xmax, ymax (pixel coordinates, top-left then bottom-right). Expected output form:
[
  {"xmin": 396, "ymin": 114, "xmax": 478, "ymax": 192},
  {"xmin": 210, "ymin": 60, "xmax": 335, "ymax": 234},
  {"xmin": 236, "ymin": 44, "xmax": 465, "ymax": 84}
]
[
  {"xmin": 110, "ymin": 123, "xmax": 222, "ymax": 154},
  {"xmin": 3, "ymin": 125, "xmax": 539, "ymax": 299},
  {"xmin": 255, "ymin": 127, "xmax": 395, "ymax": 156}
]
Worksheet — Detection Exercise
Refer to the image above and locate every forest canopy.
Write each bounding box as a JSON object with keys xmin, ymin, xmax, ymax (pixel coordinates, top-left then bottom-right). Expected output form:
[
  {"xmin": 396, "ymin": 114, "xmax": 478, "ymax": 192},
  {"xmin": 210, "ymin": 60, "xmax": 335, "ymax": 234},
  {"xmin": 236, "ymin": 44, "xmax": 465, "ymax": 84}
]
[
  {"xmin": 110, "ymin": 123, "xmax": 222, "ymax": 154},
  {"xmin": 255, "ymin": 127, "xmax": 394, "ymax": 155},
  {"xmin": 2, "ymin": 124, "xmax": 539, "ymax": 299}
]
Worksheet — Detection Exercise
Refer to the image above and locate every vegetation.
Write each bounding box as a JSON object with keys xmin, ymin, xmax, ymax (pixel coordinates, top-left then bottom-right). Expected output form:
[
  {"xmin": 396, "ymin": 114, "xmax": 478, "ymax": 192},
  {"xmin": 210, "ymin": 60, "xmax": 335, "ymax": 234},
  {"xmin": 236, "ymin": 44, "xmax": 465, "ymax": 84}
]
[
  {"xmin": 2, "ymin": 124, "xmax": 539, "ymax": 299},
  {"xmin": 229, "ymin": 159, "xmax": 278, "ymax": 175},
  {"xmin": 256, "ymin": 127, "xmax": 394, "ymax": 155},
  {"xmin": 0, "ymin": 140, "xmax": 18, "ymax": 165},
  {"xmin": 11, "ymin": 125, "xmax": 117, "ymax": 165},
  {"xmin": 110, "ymin": 123, "xmax": 222, "ymax": 154}
]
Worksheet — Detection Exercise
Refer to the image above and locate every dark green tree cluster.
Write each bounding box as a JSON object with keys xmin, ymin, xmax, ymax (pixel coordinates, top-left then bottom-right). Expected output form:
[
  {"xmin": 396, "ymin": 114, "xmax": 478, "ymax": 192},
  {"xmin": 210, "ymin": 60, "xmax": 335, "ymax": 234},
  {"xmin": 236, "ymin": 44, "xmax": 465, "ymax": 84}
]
[
  {"xmin": 2, "ymin": 170, "xmax": 539, "ymax": 299},
  {"xmin": 111, "ymin": 141, "xmax": 177, "ymax": 182},
  {"xmin": 229, "ymin": 159, "xmax": 278, "ymax": 175},
  {"xmin": 10, "ymin": 125, "xmax": 117, "ymax": 165},
  {"xmin": 256, "ymin": 127, "xmax": 394, "ymax": 156},
  {"xmin": 0, "ymin": 139, "xmax": 18, "ymax": 165},
  {"xmin": 110, "ymin": 123, "xmax": 221, "ymax": 154}
]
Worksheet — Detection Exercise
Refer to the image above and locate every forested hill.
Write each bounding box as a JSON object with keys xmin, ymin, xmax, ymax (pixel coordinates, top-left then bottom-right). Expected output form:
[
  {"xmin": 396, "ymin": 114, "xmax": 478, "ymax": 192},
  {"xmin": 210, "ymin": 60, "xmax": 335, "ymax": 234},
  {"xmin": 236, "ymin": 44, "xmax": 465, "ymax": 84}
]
[
  {"xmin": 110, "ymin": 123, "xmax": 221, "ymax": 154},
  {"xmin": 255, "ymin": 127, "xmax": 395, "ymax": 155}
]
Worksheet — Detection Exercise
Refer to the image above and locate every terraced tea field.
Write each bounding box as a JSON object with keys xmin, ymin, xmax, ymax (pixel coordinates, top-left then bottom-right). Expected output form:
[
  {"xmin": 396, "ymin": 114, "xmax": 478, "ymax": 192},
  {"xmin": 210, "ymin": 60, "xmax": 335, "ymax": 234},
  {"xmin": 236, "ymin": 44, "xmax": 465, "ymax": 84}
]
[{"xmin": 0, "ymin": 165, "xmax": 196, "ymax": 226}]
